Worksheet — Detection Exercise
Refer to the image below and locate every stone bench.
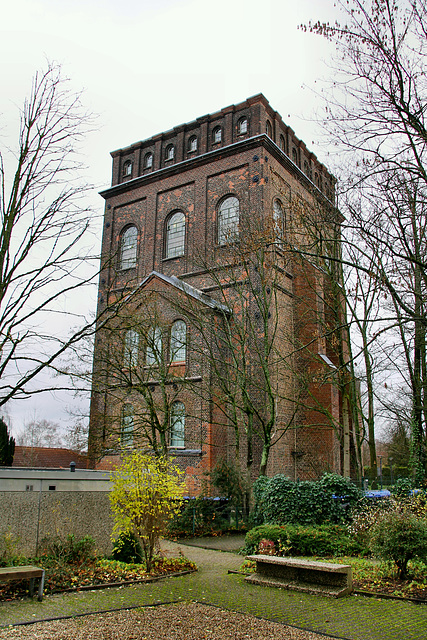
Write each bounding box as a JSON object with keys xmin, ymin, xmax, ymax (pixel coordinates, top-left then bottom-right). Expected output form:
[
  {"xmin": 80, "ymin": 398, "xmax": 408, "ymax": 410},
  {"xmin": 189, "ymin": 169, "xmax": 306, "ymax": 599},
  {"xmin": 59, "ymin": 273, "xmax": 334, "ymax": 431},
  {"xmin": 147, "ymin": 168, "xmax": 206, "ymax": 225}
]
[
  {"xmin": 0, "ymin": 565, "xmax": 45, "ymax": 601},
  {"xmin": 245, "ymin": 555, "xmax": 353, "ymax": 598}
]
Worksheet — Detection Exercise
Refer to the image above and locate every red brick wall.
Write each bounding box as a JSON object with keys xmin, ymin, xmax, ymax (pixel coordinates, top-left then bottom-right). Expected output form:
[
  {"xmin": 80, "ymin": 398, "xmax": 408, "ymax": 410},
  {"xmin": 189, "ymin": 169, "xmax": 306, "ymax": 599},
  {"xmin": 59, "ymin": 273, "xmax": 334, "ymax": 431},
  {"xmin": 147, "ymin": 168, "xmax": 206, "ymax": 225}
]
[{"xmin": 89, "ymin": 95, "xmax": 346, "ymax": 488}]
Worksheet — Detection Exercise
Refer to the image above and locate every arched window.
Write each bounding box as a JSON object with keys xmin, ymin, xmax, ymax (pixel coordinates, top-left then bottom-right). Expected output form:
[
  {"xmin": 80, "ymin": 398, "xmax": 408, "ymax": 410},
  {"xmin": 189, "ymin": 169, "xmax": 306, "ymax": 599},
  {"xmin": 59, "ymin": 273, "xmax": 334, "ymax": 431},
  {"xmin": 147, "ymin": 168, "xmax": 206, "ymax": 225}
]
[
  {"xmin": 237, "ymin": 117, "xmax": 248, "ymax": 135},
  {"xmin": 144, "ymin": 152, "xmax": 153, "ymax": 169},
  {"xmin": 218, "ymin": 196, "xmax": 239, "ymax": 245},
  {"xmin": 292, "ymin": 148, "xmax": 298, "ymax": 165},
  {"xmin": 304, "ymin": 160, "xmax": 309, "ymax": 176},
  {"xmin": 266, "ymin": 120, "xmax": 272, "ymax": 138},
  {"xmin": 273, "ymin": 199, "xmax": 284, "ymax": 242},
  {"xmin": 146, "ymin": 327, "xmax": 162, "ymax": 365},
  {"xmin": 165, "ymin": 211, "xmax": 185, "ymax": 258},
  {"xmin": 170, "ymin": 320, "xmax": 186, "ymax": 362},
  {"xmin": 120, "ymin": 226, "xmax": 138, "ymax": 270},
  {"xmin": 165, "ymin": 144, "xmax": 175, "ymax": 161},
  {"xmin": 124, "ymin": 329, "xmax": 139, "ymax": 368},
  {"xmin": 123, "ymin": 160, "xmax": 133, "ymax": 177},
  {"xmin": 188, "ymin": 136, "xmax": 197, "ymax": 152},
  {"xmin": 212, "ymin": 126, "xmax": 222, "ymax": 144},
  {"xmin": 279, "ymin": 135, "xmax": 286, "ymax": 153},
  {"xmin": 170, "ymin": 401, "xmax": 185, "ymax": 448},
  {"xmin": 121, "ymin": 404, "xmax": 134, "ymax": 447}
]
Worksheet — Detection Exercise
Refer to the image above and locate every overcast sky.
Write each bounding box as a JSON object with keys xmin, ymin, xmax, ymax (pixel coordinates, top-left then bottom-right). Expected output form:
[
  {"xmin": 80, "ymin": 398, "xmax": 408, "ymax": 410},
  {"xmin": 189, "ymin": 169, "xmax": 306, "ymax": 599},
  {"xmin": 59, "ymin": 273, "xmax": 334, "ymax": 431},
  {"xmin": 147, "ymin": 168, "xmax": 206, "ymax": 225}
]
[{"xmin": 1, "ymin": 0, "xmax": 340, "ymax": 436}]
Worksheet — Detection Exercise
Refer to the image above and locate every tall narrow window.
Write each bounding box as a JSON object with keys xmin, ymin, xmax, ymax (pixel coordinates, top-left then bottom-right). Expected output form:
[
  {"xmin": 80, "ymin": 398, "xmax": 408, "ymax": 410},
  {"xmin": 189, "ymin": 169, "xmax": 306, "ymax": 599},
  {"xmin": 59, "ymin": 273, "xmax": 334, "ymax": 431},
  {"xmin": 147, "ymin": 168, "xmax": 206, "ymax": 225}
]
[
  {"xmin": 238, "ymin": 117, "xmax": 248, "ymax": 135},
  {"xmin": 170, "ymin": 320, "xmax": 186, "ymax": 362},
  {"xmin": 218, "ymin": 196, "xmax": 239, "ymax": 245},
  {"xmin": 170, "ymin": 401, "xmax": 185, "ymax": 448},
  {"xmin": 124, "ymin": 329, "xmax": 139, "ymax": 368},
  {"xmin": 212, "ymin": 126, "xmax": 222, "ymax": 143},
  {"xmin": 266, "ymin": 120, "xmax": 272, "ymax": 138},
  {"xmin": 120, "ymin": 226, "xmax": 138, "ymax": 270},
  {"xmin": 121, "ymin": 404, "xmax": 134, "ymax": 447},
  {"xmin": 165, "ymin": 144, "xmax": 174, "ymax": 161},
  {"xmin": 273, "ymin": 199, "xmax": 284, "ymax": 243},
  {"xmin": 188, "ymin": 136, "xmax": 197, "ymax": 152},
  {"xmin": 279, "ymin": 135, "xmax": 286, "ymax": 153},
  {"xmin": 144, "ymin": 152, "xmax": 153, "ymax": 169},
  {"xmin": 166, "ymin": 211, "xmax": 185, "ymax": 258},
  {"xmin": 146, "ymin": 327, "xmax": 162, "ymax": 365}
]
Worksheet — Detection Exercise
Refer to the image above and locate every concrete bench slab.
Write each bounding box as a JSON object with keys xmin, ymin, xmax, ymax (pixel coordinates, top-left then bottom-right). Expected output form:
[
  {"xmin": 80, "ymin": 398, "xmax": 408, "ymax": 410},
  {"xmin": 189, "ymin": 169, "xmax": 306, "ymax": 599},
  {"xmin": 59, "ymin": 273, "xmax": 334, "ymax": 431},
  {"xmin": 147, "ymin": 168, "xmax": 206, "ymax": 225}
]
[
  {"xmin": 0, "ymin": 565, "xmax": 45, "ymax": 601},
  {"xmin": 245, "ymin": 555, "xmax": 353, "ymax": 598}
]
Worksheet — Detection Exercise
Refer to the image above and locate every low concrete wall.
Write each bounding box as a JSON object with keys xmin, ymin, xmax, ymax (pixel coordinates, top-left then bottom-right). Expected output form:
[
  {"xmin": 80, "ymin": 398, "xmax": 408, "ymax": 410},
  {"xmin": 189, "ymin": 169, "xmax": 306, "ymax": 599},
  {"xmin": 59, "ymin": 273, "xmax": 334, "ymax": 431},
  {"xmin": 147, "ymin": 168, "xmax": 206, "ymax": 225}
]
[{"xmin": 0, "ymin": 491, "xmax": 114, "ymax": 557}]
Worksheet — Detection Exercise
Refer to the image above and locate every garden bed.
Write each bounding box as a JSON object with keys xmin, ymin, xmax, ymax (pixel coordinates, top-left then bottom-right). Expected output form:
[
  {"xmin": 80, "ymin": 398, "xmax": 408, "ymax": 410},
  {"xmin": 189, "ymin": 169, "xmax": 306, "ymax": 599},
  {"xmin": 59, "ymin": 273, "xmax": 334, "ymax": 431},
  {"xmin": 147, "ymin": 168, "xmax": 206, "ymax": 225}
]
[
  {"xmin": 0, "ymin": 556, "xmax": 197, "ymax": 601},
  {"xmin": 349, "ymin": 557, "xmax": 427, "ymax": 600}
]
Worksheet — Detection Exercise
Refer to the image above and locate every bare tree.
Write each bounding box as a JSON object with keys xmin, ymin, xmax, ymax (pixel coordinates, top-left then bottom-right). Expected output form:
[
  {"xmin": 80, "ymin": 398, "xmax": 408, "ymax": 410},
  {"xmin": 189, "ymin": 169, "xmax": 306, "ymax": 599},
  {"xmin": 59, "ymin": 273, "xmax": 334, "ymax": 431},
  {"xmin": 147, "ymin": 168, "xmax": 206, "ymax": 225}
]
[
  {"xmin": 304, "ymin": 0, "xmax": 427, "ymax": 481},
  {"xmin": 0, "ymin": 63, "xmax": 98, "ymax": 408},
  {"xmin": 91, "ymin": 295, "xmax": 188, "ymax": 457},
  {"xmin": 287, "ymin": 195, "xmax": 366, "ymax": 480},
  {"xmin": 188, "ymin": 202, "xmax": 345, "ymax": 479},
  {"xmin": 15, "ymin": 417, "xmax": 65, "ymax": 449},
  {"xmin": 191, "ymin": 231, "xmax": 291, "ymax": 478}
]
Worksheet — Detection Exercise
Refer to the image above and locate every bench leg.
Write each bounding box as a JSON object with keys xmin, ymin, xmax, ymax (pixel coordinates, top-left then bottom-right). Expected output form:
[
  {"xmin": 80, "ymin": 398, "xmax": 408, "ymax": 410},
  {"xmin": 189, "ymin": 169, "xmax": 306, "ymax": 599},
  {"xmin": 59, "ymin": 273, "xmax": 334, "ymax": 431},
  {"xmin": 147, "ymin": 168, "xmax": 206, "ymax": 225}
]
[
  {"xmin": 37, "ymin": 571, "xmax": 45, "ymax": 602},
  {"xmin": 29, "ymin": 578, "xmax": 35, "ymax": 597}
]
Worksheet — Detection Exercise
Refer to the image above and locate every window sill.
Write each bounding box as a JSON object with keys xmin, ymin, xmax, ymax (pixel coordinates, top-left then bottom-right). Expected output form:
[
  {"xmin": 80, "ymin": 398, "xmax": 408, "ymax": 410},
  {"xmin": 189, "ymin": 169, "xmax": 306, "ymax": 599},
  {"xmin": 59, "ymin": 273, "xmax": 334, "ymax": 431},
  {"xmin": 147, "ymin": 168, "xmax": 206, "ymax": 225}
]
[
  {"xmin": 162, "ymin": 255, "xmax": 184, "ymax": 263},
  {"xmin": 168, "ymin": 448, "xmax": 202, "ymax": 456}
]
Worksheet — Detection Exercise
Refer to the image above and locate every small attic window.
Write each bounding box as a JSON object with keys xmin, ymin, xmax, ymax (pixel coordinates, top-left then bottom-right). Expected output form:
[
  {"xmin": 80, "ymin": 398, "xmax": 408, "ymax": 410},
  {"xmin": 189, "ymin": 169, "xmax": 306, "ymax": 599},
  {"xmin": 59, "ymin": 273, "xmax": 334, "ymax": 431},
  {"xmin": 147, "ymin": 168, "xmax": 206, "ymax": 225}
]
[
  {"xmin": 144, "ymin": 152, "xmax": 153, "ymax": 169},
  {"xmin": 292, "ymin": 148, "xmax": 298, "ymax": 166},
  {"xmin": 123, "ymin": 160, "xmax": 133, "ymax": 177},
  {"xmin": 188, "ymin": 136, "xmax": 197, "ymax": 152},
  {"xmin": 165, "ymin": 144, "xmax": 175, "ymax": 161},
  {"xmin": 212, "ymin": 126, "xmax": 222, "ymax": 144},
  {"xmin": 238, "ymin": 117, "xmax": 248, "ymax": 135}
]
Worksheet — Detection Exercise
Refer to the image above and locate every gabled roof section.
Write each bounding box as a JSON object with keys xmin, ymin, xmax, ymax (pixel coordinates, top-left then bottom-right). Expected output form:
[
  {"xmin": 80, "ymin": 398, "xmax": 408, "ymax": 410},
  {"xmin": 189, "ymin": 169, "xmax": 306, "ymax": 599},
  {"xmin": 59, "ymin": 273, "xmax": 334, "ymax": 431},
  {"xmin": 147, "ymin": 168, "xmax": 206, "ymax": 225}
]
[{"xmin": 129, "ymin": 271, "xmax": 231, "ymax": 315}]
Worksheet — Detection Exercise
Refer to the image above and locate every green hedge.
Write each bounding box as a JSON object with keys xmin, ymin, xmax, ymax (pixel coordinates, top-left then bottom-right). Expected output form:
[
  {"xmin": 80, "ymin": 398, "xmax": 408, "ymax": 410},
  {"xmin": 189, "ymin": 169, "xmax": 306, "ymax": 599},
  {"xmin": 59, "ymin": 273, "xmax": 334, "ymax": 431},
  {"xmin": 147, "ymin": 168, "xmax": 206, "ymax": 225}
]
[
  {"xmin": 364, "ymin": 466, "xmax": 411, "ymax": 481},
  {"xmin": 252, "ymin": 473, "xmax": 361, "ymax": 526},
  {"xmin": 244, "ymin": 523, "xmax": 364, "ymax": 557}
]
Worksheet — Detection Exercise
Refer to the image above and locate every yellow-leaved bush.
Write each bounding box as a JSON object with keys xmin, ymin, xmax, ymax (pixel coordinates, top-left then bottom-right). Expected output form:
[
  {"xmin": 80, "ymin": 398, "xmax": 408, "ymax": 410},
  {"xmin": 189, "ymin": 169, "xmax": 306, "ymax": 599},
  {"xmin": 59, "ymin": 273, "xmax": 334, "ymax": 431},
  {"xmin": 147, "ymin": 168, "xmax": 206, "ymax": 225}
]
[{"xmin": 109, "ymin": 452, "xmax": 185, "ymax": 571}]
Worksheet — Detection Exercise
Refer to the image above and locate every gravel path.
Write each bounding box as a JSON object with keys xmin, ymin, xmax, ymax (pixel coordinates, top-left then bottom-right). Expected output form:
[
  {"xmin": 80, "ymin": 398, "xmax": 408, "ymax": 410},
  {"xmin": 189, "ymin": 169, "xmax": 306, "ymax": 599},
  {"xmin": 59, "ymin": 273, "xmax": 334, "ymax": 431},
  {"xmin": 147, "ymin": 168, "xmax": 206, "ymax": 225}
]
[{"xmin": 0, "ymin": 602, "xmax": 335, "ymax": 639}]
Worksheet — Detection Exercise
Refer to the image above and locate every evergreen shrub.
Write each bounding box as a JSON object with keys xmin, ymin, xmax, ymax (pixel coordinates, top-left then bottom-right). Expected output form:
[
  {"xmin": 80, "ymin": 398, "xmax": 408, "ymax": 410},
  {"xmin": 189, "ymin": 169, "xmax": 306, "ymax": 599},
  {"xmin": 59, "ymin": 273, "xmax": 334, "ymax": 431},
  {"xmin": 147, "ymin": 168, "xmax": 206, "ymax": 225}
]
[
  {"xmin": 370, "ymin": 509, "xmax": 427, "ymax": 579},
  {"xmin": 111, "ymin": 531, "xmax": 143, "ymax": 564},
  {"xmin": 253, "ymin": 473, "xmax": 361, "ymax": 526},
  {"xmin": 244, "ymin": 523, "xmax": 363, "ymax": 557},
  {"xmin": 391, "ymin": 477, "xmax": 413, "ymax": 498}
]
